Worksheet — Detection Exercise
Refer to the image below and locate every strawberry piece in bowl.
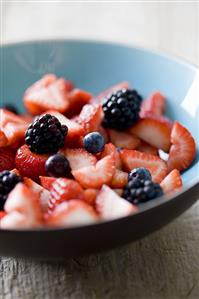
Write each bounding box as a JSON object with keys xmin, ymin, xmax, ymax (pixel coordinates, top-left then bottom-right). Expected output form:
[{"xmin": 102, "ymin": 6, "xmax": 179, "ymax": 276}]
[
  {"xmin": 24, "ymin": 74, "xmax": 72, "ymax": 115},
  {"xmin": 65, "ymin": 89, "xmax": 92, "ymax": 117},
  {"xmin": 120, "ymin": 149, "xmax": 168, "ymax": 183},
  {"xmin": 140, "ymin": 91, "xmax": 166, "ymax": 117},
  {"xmin": 15, "ymin": 144, "xmax": 49, "ymax": 181},
  {"xmin": 108, "ymin": 129, "xmax": 141, "ymax": 150},
  {"xmin": 39, "ymin": 176, "xmax": 56, "ymax": 191},
  {"xmin": 0, "ymin": 147, "xmax": 16, "ymax": 172},
  {"xmin": 96, "ymin": 185, "xmax": 138, "ymax": 220},
  {"xmin": 160, "ymin": 169, "xmax": 182, "ymax": 194},
  {"xmin": 77, "ymin": 104, "xmax": 103, "ymax": 134},
  {"xmin": 63, "ymin": 148, "xmax": 97, "ymax": 171},
  {"xmin": 46, "ymin": 200, "xmax": 98, "ymax": 227}
]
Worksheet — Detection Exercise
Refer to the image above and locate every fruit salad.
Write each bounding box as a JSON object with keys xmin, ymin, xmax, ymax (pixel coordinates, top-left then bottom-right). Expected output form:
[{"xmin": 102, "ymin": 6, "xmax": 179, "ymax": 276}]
[{"xmin": 0, "ymin": 74, "xmax": 196, "ymax": 229}]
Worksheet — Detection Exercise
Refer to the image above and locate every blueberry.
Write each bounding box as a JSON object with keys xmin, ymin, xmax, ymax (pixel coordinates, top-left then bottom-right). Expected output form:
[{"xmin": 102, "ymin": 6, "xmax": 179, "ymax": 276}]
[
  {"xmin": 128, "ymin": 167, "xmax": 152, "ymax": 182},
  {"xmin": 83, "ymin": 132, "xmax": 105, "ymax": 154},
  {"xmin": 45, "ymin": 153, "xmax": 71, "ymax": 177}
]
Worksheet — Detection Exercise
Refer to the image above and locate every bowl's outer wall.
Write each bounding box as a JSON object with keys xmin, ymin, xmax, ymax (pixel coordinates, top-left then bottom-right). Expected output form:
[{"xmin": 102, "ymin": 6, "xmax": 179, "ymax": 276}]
[{"xmin": 1, "ymin": 40, "xmax": 199, "ymax": 258}]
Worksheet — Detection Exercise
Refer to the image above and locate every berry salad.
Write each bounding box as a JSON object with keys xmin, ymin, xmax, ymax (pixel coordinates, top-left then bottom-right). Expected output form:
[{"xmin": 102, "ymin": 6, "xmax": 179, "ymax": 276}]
[{"xmin": 0, "ymin": 74, "xmax": 196, "ymax": 229}]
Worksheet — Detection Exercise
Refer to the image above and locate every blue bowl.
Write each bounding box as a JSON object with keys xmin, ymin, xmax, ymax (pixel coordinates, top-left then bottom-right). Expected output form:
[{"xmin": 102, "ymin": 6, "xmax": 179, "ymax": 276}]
[{"xmin": 1, "ymin": 40, "xmax": 199, "ymax": 259}]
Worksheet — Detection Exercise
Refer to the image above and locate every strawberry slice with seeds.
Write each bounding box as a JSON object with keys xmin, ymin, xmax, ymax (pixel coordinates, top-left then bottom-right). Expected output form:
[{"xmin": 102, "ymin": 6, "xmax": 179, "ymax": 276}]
[
  {"xmin": 167, "ymin": 122, "xmax": 196, "ymax": 172},
  {"xmin": 129, "ymin": 117, "xmax": 172, "ymax": 152},
  {"xmin": 65, "ymin": 89, "xmax": 92, "ymax": 117},
  {"xmin": 72, "ymin": 154, "xmax": 116, "ymax": 189},
  {"xmin": 0, "ymin": 109, "xmax": 29, "ymax": 146},
  {"xmin": 48, "ymin": 178, "xmax": 85, "ymax": 210},
  {"xmin": 140, "ymin": 91, "xmax": 166, "ymax": 117},
  {"xmin": 77, "ymin": 104, "xmax": 103, "ymax": 134},
  {"xmin": 15, "ymin": 144, "xmax": 49, "ymax": 181},
  {"xmin": 0, "ymin": 147, "xmax": 16, "ymax": 171},
  {"xmin": 24, "ymin": 74, "xmax": 72, "ymax": 115},
  {"xmin": 91, "ymin": 81, "xmax": 129, "ymax": 104},
  {"xmin": 160, "ymin": 169, "xmax": 182, "ymax": 193},
  {"xmin": 100, "ymin": 143, "xmax": 122, "ymax": 169},
  {"xmin": 110, "ymin": 169, "xmax": 128, "ymax": 188},
  {"xmin": 45, "ymin": 110, "xmax": 85, "ymax": 147},
  {"xmin": 40, "ymin": 176, "xmax": 56, "ymax": 190},
  {"xmin": 108, "ymin": 129, "xmax": 141, "ymax": 150},
  {"xmin": 96, "ymin": 185, "xmax": 137, "ymax": 220},
  {"xmin": 137, "ymin": 141, "xmax": 158, "ymax": 156},
  {"xmin": 46, "ymin": 201, "xmax": 98, "ymax": 227},
  {"xmin": 1, "ymin": 183, "xmax": 43, "ymax": 229},
  {"xmin": 63, "ymin": 148, "xmax": 97, "ymax": 171},
  {"xmin": 84, "ymin": 189, "xmax": 98, "ymax": 206},
  {"xmin": 120, "ymin": 149, "xmax": 168, "ymax": 183}
]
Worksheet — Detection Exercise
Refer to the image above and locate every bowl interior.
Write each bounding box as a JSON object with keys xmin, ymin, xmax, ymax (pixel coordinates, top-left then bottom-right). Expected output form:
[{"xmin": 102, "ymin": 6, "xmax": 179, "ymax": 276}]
[{"xmin": 2, "ymin": 40, "xmax": 199, "ymax": 186}]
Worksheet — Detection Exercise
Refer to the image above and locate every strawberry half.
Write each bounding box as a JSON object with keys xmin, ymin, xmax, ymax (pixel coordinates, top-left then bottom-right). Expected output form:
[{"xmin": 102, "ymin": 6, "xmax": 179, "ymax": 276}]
[
  {"xmin": 108, "ymin": 129, "xmax": 141, "ymax": 150},
  {"xmin": 48, "ymin": 178, "xmax": 85, "ymax": 210},
  {"xmin": 15, "ymin": 144, "xmax": 49, "ymax": 181},
  {"xmin": 91, "ymin": 81, "xmax": 129, "ymax": 104},
  {"xmin": 45, "ymin": 110, "xmax": 85, "ymax": 147},
  {"xmin": 63, "ymin": 148, "xmax": 97, "ymax": 171},
  {"xmin": 77, "ymin": 104, "xmax": 103, "ymax": 134},
  {"xmin": 129, "ymin": 117, "xmax": 172, "ymax": 152},
  {"xmin": 46, "ymin": 201, "xmax": 98, "ymax": 227},
  {"xmin": 96, "ymin": 185, "xmax": 137, "ymax": 220},
  {"xmin": 167, "ymin": 122, "xmax": 196, "ymax": 172},
  {"xmin": 40, "ymin": 176, "xmax": 56, "ymax": 190},
  {"xmin": 137, "ymin": 141, "xmax": 158, "ymax": 156},
  {"xmin": 110, "ymin": 169, "xmax": 128, "ymax": 188},
  {"xmin": 100, "ymin": 143, "xmax": 122, "ymax": 169},
  {"xmin": 0, "ymin": 109, "xmax": 29, "ymax": 146},
  {"xmin": 65, "ymin": 89, "xmax": 92, "ymax": 117},
  {"xmin": 140, "ymin": 91, "xmax": 165, "ymax": 117},
  {"xmin": 24, "ymin": 74, "xmax": 72, "ymax": 115},
  {"xmin": 1, "ymin": 183, "xmax": 43, "ymax": 229},
  {"xmin": 0, "ymin": 147, "xmax": 16, "ymax": 171},
  {"xmin": 120, "ymin": 149, "xmax": 168, "ymax": 183},
  {"xmin": 160, "ymin": 169, "xmax": 182, "ymax": 193},
  {"xmin": 72, "ymin": 154, "xmax": 116, "ymax": 189}
]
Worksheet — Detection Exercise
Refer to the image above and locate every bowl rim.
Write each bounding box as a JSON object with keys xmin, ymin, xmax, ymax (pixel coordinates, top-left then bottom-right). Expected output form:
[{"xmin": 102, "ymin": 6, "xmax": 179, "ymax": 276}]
[{"xmin": 1, "ymin": 38, "xmax": 199, "ymax": 233}]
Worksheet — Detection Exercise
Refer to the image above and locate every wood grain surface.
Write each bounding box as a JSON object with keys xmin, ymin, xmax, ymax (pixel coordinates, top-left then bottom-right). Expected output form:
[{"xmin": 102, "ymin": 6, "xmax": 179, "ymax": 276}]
[{"xmin": 1, "ymin": 1, "xmax": 199, "ymax": 299}]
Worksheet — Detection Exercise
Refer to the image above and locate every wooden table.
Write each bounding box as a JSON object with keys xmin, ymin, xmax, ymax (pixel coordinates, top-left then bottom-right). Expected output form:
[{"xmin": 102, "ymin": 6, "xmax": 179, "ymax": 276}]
[{"xmin": 1, "ymin": 2, "xmax": 199, "ymax": 298}]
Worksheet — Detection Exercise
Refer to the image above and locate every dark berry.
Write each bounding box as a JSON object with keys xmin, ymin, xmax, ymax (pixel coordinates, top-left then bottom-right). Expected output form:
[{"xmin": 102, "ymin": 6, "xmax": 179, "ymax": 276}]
[
  {"xmin": 123, "ymin": 179, "xmax": 163, "ymax": 205},
  {"xmin": 0, "ymin": 171, "xmax": 21, "ymax": 210},
  {"xmin": 83, "ymin": 132, "xmax": 105, "ymax": 154},
  {"xmin": 2, "ymin": 104, "xmax": 19, "ymax": 114},
  {"xmin": 128, "ymin": 167, "xmax": 152, "ymax": 182},
  {"xmin": 102, "ymin": 89, "xmax": 142, "ymax": 130},
  {"xmin": 45, "ymin": 153, "xmax": 71, "ymax": 178},
  {"xmin": 25, "ymin": 114, "xmax": 68, "ymax": 154}
]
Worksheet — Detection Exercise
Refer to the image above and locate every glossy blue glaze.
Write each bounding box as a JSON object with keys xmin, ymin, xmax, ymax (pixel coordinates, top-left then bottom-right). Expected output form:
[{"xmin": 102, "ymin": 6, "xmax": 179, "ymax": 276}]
[{"xmin": 1, "ymin": 40, "xmax": 198, "ymax": 187}]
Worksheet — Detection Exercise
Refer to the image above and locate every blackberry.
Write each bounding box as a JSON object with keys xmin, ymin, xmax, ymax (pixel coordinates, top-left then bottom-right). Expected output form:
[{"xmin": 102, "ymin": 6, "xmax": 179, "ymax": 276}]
[
  {"xmin": 128, "ymin": 167, "xmax": 152, "ymax": 182},
  {"xmin": 102, "ymin": 89, "xmax": 142, "ymax": 130},
  {"xmin": 123, "ymin": 179, "xmax": 163, "ymax": 205},
  {"xmin": 25, "ymin": 114, "xmax": 68, "ymax": 154},
  {"xmin": 0, "ymin": 171, "xmax": 21, "ymax": 210}
]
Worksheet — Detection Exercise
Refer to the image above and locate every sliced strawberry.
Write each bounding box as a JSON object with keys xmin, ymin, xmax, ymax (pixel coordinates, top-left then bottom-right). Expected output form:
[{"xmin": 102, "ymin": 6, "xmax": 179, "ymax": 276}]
[
  {"xmin": 0, "ymin": 211, "xmax": 28, "ymax": 229},
  {"xmin": 77, "ymin": 104, "xmax": 103, "ymax": 133},
  {"xmin": 100, "ymin": 143, "xmax": 122, "ymax": 169},
  {"xmin": 137, "ymin": 141, "xmax": 158, "ymax": 156},
  {"xmin": 65, "ymin": 89, "xmax": 92, "ymax": 117},
  {"xmin": 72, "ymin": 154, "xmax": 116, "ymax": 189},
  {"xmin": 63, "ymin": 148, "xmax": 97, "ymax": 171},
  {"xmin": 40, "ymin": 176, "xmax": 56, "ymax": 190},
  {"xmin": 96, "ymin": 185, "xmax": 137, "ymax": 220},
  {"xmin": 98, "ymin": 126, "xmax": 109, "ymax": 143},
  {"xmin": 91, "ymin": 81, "xmax": 129, "ymax": 104},
  {"xmin": 129, "ymin": 117, "xmax": 172, "ymax": 152},
  {"xmin": 160, "ymin": 169, "xmax": 182, "ymax": 193},
  {"xmin": 140, "ymin": 91, "xmax": 166, "ymax": 117},
  {"xmin": 24, "ymin": 74, "xmax": 72, "ymax": 115},
  {"xmin": 15, "ymin": 144, "xmax": 49, "ymax": 181},
  {"xmin": 0, "ymin": 109, "xmax": 29, "ymax": 146},
  {"xmin": 1, "ymin": 183, "xmax": 43, "ymax": 229},
  {"xmin": 110, "ymin": 169, "xmax": 128, "ymax": 188},
  {"xmin": 0, "ymin": 211, "xmax": 6, "ymax": 219},
  {"xmin": 108, "ymin": 129, "xmax": 141, "ymax": 150},
  {"xmin": 167, "ymin": 122, "xmax": 196, "ymax": 172},
  {"xmin": 45, "ymin": 110, "xmax": 85, "ymax": 147},
  {"xmin": 84, "ymin": 189, "xmax": 98, "ymax": 206},
  {"xmin": 0, "ymin": 147, "xmax": 16, "ymax": 171},
  {"xmin": 48, "ymin": 178, "xmax": 85, "ymax": 210},
  {"xmin": 120, "ymin": 149, "xmax": 168, "ymax": 183},
  {"xmin": 46, "ymin": 201, "xmax": 98, "ymax": 227}
]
